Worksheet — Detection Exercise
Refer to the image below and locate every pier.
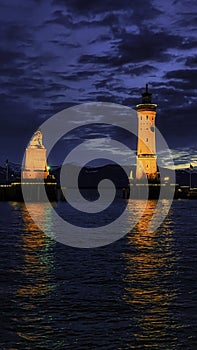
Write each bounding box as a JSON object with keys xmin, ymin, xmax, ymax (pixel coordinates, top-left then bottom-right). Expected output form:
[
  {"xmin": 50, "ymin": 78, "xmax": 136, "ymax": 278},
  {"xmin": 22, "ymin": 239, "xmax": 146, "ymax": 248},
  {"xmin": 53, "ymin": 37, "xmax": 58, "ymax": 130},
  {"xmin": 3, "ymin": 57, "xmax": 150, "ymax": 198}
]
[
  {"xmin": 0, "ymin": 181, "xmax": 57, "ymax": 202},
  {"xmin": 1, "ymin": 181, "xmax": 197, "ymax": 202}
]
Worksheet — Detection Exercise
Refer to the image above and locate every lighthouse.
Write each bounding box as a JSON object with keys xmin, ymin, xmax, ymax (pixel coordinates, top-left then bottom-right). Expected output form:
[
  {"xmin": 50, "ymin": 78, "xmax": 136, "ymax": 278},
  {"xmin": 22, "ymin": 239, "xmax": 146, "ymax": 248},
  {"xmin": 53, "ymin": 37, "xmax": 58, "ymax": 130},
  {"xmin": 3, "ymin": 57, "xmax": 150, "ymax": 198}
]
[{"xmin": 136, "ymin": 84, "xmax": 158, "ymax": 181}]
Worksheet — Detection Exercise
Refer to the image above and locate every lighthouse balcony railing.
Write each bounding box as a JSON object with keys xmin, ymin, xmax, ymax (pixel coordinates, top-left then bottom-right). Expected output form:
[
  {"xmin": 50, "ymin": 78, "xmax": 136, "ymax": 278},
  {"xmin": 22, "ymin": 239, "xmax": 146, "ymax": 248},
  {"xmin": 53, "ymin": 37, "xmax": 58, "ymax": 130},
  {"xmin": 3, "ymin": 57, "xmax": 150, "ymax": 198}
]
[{"xmin": 137, "ymin": 154, "xmax": 157, "ymax": 158}]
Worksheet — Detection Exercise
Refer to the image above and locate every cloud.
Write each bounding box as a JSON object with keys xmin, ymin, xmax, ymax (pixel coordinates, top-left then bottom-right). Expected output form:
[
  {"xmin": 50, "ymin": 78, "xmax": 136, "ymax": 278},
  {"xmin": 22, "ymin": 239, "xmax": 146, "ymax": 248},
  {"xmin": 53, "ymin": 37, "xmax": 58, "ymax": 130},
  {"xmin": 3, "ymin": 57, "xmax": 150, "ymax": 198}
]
[
  {"xmin": 159, "ymin": 147, "xmax": 197, "ymax": 169},
  {"xmin": 165, "ymin": 69, "xmax": 197, "ymax": 80},
  {"xmin": 185, "ymin": 55, "xmax": 197, "ymax": 67},
  {"xmin": 0, "ymin": 49, "xmax": 26, "ymax": 66},
  {"xmin": 165, "ymin": 69, "xmax": 197, "ymax": 88},
  {"xmin": 43, "ymin": 10, "xmax": 75, "ymax": 28},
  {"xmin": 78, "ymin": 29, "xmax": 184, "ymax": 68},
  {"xmin": 0, "ymin": 0, "xmax": 196, "ymax": 165},
  {"xmin": 52, "ymin": 0, "xmax": 162, "ymax": 23}
]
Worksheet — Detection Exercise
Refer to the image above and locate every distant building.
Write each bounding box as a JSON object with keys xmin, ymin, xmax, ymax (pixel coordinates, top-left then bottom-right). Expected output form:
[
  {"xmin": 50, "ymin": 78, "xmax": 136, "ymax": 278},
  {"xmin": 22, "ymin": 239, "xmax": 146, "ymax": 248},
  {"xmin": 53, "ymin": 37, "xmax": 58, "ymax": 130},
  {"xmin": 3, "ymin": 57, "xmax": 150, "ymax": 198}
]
[
  {"xmin": 22, "ymin": 130, "xmax": 49, "ymax": 180},
  {"xmin": 136, "ymin": 84, "xmax": 158, "ymax": 181}
]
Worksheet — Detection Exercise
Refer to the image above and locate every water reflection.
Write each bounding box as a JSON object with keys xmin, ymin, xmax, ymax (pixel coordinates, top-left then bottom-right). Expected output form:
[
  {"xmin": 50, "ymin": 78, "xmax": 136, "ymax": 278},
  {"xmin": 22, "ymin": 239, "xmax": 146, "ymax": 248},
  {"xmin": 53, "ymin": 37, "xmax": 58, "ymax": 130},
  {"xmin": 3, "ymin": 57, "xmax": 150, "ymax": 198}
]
[
  {"xmin": 123, "ymin": 200, "xmax": 178, "ymax": 349},
  {"xmin": 11, "ymin": 203, "xmax": 56, "ymax": 347}
]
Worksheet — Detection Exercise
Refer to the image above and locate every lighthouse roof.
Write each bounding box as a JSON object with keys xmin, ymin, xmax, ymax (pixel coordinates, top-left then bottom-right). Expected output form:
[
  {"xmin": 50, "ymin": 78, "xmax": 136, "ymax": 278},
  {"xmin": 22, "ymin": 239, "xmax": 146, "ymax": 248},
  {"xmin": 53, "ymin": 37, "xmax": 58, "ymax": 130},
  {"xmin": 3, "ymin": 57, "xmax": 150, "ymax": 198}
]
[{"xmin": 141, "ymin": 83, "xmax": 152, "ymax": 104}]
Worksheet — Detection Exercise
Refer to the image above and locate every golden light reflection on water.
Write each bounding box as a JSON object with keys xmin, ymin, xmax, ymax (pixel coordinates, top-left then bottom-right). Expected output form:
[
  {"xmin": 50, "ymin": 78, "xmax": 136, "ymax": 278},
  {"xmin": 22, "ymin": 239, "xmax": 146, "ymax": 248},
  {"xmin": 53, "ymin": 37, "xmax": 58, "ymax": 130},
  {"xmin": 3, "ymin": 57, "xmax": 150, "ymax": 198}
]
[
  {"xmin": 122, "ymin": 200, "xmax": 177, "ymax": 348},
  {"xmin": 11, "ymin": 202, "xmax": 55, "ymax": 343}
]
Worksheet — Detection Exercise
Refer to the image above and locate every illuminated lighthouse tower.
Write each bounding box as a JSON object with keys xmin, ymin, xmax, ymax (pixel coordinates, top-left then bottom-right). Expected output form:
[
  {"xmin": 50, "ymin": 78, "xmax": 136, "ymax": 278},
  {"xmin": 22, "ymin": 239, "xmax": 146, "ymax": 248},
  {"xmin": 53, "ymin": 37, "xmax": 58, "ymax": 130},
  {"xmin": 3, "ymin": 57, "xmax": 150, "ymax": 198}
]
[{"xmin": 136, "ymin": 84, "xmax": 158, "ymax": 181}]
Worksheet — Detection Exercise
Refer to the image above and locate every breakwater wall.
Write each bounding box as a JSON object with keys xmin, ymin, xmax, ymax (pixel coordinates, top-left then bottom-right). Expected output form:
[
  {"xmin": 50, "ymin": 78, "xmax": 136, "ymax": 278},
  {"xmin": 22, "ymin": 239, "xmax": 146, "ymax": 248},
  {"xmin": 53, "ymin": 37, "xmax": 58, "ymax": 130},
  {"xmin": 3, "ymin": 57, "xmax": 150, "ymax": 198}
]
[
  {"xmin": 0, "ymin": 182, "xmax": 197, "ymax": 201},
  {"xmin": 0, "ymin": 182, "xmax": 58, "ymax": 202}
]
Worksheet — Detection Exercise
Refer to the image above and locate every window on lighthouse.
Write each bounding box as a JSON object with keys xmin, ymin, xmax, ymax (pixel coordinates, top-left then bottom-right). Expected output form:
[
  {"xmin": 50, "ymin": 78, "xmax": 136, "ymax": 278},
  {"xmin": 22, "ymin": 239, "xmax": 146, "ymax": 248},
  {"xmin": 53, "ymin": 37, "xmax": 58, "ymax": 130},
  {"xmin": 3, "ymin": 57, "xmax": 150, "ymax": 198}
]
[{"xmin": 146, "ymin": 116, "xmax": 148, "ymax": 120}]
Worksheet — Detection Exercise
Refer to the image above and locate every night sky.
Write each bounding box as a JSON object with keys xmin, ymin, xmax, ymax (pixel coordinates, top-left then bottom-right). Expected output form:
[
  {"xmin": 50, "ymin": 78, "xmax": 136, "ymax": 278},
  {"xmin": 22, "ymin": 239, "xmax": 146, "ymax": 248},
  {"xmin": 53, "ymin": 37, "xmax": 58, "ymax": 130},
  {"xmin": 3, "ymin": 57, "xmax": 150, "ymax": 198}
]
[{"xmin": 1, "ymin": 0, "xmax": 197, "ymax": 168}]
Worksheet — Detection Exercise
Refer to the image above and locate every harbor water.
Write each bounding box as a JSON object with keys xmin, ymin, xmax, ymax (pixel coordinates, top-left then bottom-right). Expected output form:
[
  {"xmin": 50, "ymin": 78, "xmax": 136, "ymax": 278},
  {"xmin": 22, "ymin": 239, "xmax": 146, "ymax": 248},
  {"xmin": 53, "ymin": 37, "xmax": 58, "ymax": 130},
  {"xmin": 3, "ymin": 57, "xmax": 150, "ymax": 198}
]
[{"xmin": 0, "ymin": 199, "xmax": 197, "ymax": 349}]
